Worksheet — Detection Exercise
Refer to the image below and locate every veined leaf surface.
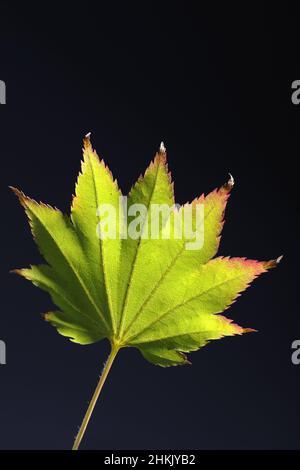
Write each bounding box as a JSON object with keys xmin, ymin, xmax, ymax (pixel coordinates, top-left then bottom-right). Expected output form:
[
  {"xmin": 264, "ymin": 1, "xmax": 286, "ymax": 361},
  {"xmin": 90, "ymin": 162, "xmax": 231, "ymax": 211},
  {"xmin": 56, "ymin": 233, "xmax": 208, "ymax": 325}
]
[{"xmin": 12, "ymin": 136, "xmax": 279, "ymax": 366}]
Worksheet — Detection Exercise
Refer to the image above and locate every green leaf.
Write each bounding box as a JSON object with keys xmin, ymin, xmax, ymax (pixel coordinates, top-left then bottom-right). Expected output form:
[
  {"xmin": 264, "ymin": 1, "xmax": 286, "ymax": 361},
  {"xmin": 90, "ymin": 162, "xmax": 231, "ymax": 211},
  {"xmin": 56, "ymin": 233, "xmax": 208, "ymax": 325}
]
[
  {"xmin": 11, "ymin": 135, "xmax": 279, "ymax": 448},
  {"xmin": 11, "ymin": 136, "xmax": 278, "ymax": 365}
]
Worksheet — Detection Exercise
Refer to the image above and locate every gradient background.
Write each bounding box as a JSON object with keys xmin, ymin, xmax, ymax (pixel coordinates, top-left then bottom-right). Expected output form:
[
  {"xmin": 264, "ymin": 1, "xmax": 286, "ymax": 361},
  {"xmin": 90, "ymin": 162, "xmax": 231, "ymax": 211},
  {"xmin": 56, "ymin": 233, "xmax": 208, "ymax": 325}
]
[{"xmin": 0, "ymin": 2, "xmax": 298, "ymax": 450}]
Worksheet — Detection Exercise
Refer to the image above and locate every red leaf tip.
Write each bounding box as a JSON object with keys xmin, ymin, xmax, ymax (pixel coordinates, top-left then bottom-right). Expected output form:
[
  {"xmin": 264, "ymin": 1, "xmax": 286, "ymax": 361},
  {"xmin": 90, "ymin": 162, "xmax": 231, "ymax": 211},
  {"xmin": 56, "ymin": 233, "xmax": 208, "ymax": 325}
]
[
  {"xmin": 83, "ymin": 132, "xmax": 92, "ymax": 150},
  {"xmin": 9, "ymin": 186, "xmax": 27, "ymax": 206},
  {"xmin": 263, "ymin": 255, "xmax": 283, "ymax": 270}
]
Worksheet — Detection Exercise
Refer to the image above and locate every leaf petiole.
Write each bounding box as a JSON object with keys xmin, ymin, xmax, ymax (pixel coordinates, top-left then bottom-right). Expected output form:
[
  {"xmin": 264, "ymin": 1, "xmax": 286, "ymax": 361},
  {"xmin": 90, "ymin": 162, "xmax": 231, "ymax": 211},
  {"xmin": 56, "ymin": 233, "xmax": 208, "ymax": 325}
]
[{"xmin": 72, "ymin": 343, "xmax": 119, "ymax": 450}]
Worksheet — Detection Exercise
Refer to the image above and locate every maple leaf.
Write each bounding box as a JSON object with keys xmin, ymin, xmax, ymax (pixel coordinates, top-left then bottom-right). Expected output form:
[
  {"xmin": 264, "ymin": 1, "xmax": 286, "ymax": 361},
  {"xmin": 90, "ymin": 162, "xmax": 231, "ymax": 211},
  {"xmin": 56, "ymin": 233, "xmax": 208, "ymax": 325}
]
[{"xmin": 11, "ymin": 135, "xmax": 280, "ymax": 449}]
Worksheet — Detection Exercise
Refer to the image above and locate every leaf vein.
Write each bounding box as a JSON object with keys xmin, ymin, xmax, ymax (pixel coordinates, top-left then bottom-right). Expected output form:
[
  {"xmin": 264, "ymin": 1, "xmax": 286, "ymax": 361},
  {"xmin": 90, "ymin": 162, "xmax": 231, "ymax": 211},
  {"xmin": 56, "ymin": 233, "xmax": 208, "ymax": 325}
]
[
  {"xmin": 118, "ymin": 162, "xmax": 160, "ymax": 337},
  {"xmin": 127, "ymin": 273, "xmax": 246, "ymax": 344}
]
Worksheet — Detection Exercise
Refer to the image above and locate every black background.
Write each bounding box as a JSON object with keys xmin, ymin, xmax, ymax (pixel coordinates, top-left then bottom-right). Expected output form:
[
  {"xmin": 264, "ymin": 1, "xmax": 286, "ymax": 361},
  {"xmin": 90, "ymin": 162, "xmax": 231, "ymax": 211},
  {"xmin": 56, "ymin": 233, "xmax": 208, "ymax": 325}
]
[{"xmin": 0, "ymin": 2, "xmax": 299, "ymax": 450}]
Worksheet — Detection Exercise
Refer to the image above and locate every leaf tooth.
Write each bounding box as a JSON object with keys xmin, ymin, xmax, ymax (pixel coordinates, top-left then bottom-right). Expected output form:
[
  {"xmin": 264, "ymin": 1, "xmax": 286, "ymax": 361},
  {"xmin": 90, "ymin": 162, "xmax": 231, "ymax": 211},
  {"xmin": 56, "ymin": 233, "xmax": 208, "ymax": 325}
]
[
  {"xmin": 242, "ymin": 328, "xmax": 258, "ymax": 333},
  {"xmin": 204, "ymin": 323, "xmax": 256, "ymax": 337},
  {"xmin": 9, "ymin": 268, "xmax": 24, "ymax": 275},
  {"xmin": 262, "ymin": 255, "xmax": 283, "ymax": 270},
  {"xmin": 11, "ymin": 266, "xmax": 46, "ymax": 282},
  {"xmin": 217, "ymin": 315, "xmax": 244, "ymax": 335},
  {"xmin": 9, "ymin": 186, "xmax": 61, "ymax": 213},
  {"xmin": 44, "ymin": 312, "xmax": 51, "ymax": 321},
  {"xmin": 9, "ymin": 186, "xmax": 26, "ymax": 205},
  {"xmin": 178, "ymin": 352, "xmax": 192, "ymax": 365}
]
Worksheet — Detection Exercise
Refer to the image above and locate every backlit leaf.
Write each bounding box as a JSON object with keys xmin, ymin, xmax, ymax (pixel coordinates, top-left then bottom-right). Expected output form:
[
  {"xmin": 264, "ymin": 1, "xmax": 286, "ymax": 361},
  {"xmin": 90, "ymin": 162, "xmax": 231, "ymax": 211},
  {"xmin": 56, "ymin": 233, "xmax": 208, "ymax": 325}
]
[{"xmin": 11, "ymin": 135, "xmax": 279, "ymax": 448}]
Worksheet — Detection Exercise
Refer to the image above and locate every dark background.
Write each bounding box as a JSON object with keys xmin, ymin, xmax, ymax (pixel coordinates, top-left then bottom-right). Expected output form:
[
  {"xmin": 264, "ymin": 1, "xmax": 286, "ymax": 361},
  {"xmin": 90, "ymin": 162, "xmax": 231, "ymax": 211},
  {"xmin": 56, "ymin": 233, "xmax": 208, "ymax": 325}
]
[{"xmin": 0, "ymin": 2, "xmax": 298, "ymax": 450}]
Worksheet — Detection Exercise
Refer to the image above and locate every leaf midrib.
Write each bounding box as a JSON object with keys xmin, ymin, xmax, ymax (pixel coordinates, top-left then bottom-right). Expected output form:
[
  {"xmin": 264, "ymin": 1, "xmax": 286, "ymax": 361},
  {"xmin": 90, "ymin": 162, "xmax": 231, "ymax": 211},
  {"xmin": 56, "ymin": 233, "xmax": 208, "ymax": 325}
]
[
  {"xmin": 136, "ymin": 328, "xmax": 232, "ymax": 345},
  {"xmin": 86, "ymin": 153, "xmax": 116, "ymax": 333},
  {"xmin": 117, "ymin": 161, "xmax": 161, "ymax": 338}
]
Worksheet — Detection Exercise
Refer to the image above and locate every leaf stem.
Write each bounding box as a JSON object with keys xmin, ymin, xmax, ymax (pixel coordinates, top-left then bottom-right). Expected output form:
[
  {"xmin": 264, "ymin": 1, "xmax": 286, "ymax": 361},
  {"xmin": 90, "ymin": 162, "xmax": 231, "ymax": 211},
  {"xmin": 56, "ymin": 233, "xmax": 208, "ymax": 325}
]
[{"xmin": 72, "ymin": 343, "xmax": 119, "ymax": 450}]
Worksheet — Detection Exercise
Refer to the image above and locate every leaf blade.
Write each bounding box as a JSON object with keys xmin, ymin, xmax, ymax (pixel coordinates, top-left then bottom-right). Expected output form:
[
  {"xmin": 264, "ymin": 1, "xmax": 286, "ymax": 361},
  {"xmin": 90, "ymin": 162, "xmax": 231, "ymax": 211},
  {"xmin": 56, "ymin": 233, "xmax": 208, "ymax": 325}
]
[
  {"xmin": 126, "ymin": 257, "xmax": 268, "ymax": 364},
  {"xmin": 71, "ymin": 135, "xmax": 122, "ymax": 333},
  {"xmin": 122, "ymin": 182, "xmax": 233, "ymax": 340},
  {"xmin": 11, "ymin": 187, "xmax": 111, "ymax": 334},
  {"xmin": 117, "ymin": 148, "xmax": 174, "ymax": 337}
]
